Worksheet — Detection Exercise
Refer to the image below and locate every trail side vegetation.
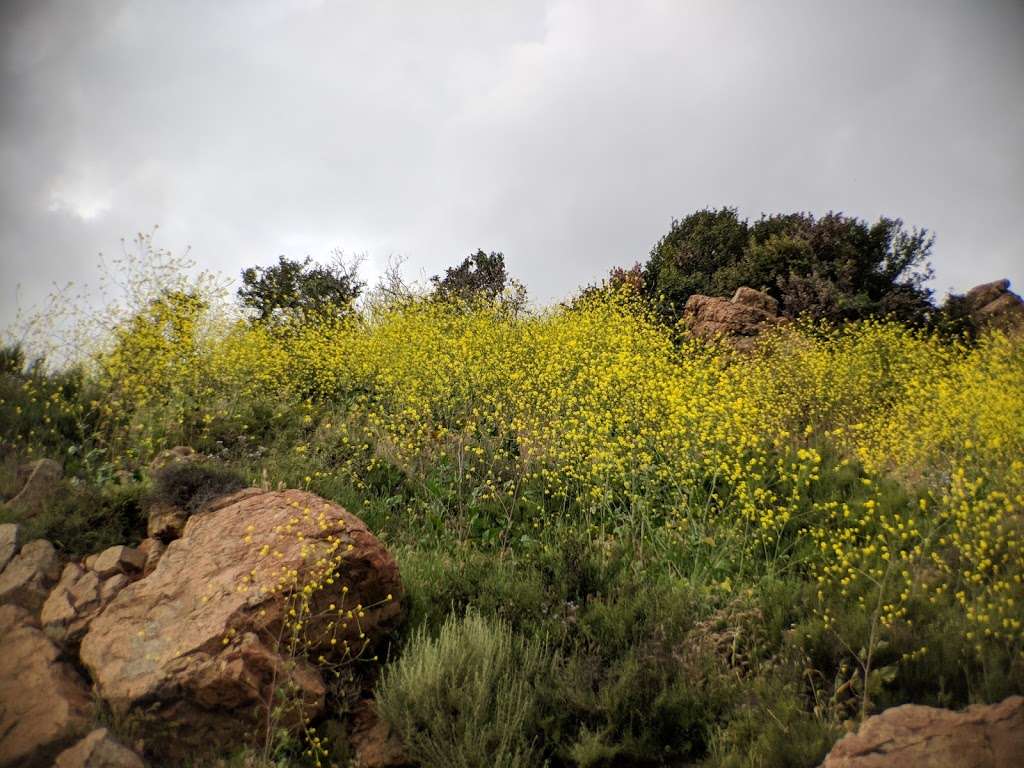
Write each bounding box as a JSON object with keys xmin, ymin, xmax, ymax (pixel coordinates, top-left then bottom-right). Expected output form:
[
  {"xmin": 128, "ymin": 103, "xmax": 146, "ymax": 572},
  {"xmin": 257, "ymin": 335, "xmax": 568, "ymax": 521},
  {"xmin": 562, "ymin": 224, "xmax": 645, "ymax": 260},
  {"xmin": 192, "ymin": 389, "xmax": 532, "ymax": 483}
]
[{"xmin": 1, "ymin": 213, "xmax": 1021, "ymax": 767}]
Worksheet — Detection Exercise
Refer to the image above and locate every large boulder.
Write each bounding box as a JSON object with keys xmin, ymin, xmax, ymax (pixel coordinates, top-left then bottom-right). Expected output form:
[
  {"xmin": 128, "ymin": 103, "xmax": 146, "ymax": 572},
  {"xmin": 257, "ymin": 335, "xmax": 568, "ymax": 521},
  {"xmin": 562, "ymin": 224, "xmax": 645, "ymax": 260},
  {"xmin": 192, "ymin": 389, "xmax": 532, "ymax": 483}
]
[
  {"xmin": 820, "ymin": 695, "xmax": 1024, "ymax": 767},
  {"xmin": 0, "ymin": 538, "xmax": 62, "ymax": 613},
  {"xmin": 0, "ymin": 604, "xmax": 92, "ymax": 767},
  {"xmin": 53, "ymin": 728, "xmax": 146, "ymax": 768},
  {"xmin": 80, "ymin": 489, "xmax": 405, "ymax": 757},
  {"xmin": 4, "ymin": 458, "xmax": 62, "ymax": 519},
  {"xmin": 682, "ymin": 286, "xmax": 780, "ymax": 349},
  {"xmin": 964, "ymin": 279, "xmax": 1024, "ymax": 335}
]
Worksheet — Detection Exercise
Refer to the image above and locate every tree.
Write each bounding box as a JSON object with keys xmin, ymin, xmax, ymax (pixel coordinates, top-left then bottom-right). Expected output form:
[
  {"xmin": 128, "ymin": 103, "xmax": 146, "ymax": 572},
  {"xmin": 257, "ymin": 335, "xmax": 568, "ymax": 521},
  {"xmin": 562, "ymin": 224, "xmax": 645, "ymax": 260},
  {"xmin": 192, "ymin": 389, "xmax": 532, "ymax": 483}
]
[
  {"xmin": 431, "ymin": 250, "xmax": 527, "ymax": 313},
  {"xmin": 237, "ymin": 253, "xmax": 363, "ymax": 323},
  {"xmin": 643, "ymin": 208, "xmax": 935, "ymax": 324}
]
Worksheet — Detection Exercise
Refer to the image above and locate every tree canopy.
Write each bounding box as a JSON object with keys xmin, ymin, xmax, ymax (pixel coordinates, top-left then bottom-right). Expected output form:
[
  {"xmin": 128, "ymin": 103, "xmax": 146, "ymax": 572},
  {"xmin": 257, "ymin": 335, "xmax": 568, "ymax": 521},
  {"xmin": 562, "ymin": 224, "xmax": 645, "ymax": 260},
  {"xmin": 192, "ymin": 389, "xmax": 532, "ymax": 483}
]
[{"xmin": 643, "ymin": 208, "xmax": 935, "ymax": 324}]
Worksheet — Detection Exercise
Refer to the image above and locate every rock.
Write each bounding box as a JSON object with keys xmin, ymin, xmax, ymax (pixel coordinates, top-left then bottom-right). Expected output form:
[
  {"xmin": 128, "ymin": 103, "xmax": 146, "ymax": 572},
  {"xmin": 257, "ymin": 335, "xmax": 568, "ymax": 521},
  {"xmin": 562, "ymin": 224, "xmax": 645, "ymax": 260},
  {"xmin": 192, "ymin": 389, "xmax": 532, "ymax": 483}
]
[
  {"xmin": 148, "ymin": 446, "xmax": 200, "ymax": 472},
  {"xmin": 0, "ymin": 604, "xmax": 92, "ymax": 767},
  {"xmin": 53, "ymin": 728, "xmax": 146, "ymax": 768},
  {"xmin": 80, "ymin": 489, "xmax": 405, "ymax": 757},
  {"xmin": 42, "ymin": 562, "xmax": 131, "ymax": 648},
  {"xmin": 820, "ymin": 695, "xmax": 1024, "ymax": 768},
  {"xmin": 146, "ymin": 501, "xmax": 188, "ymax": 542},
  {"xmin": 0, "ymin": 522, "xmax": 20, "ymax": 573},
  {"xmin": 682, "ymin": 286, "xmax": 780, "ymax": 349},
  {"xmin": 0, "ymin": 538, "xmax": 62, "ymax": 613},
  {"xmin": 92, "ymin": 545, "xmax": 146, "ymax": 578},
  {"xmin": 84, "ymin": 554, "xmax": 98, "ymax": 571},
  {"xmin": 5, "ymin": 458, "xmax": 62, "ymax": 519},
  {"xmin": 964, "ymin": 279, "xmax": 1024, "ymax": 335},
  {"xmin": 135, "ymin": 538, "xmax": 166, "ymax": 577},
  {"xmin": 350, "ymin": 699, "xmax": 410, "ymax": 768}
]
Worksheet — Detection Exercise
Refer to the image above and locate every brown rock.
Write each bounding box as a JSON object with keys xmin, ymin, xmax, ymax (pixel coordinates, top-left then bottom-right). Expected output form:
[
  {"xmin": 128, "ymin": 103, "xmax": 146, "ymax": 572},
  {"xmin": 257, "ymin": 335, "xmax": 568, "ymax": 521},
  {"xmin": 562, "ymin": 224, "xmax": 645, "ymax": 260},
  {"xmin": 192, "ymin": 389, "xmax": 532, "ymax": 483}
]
[
  {"xmin": 135, "ymin": 538, "xmax": 166, "ymax": 577},
  {"xmin": 350, "ymin": 700, "xmax": 411, "ymax": 768},
  {"xmin": 146, "ymin": 501, "xmax": 188, "ymax": 542},
  {"xmin": 5, "ymin": 458, "xmax": 62, "ymax": 519},
  {"xmin": 0, "ymin": 522, "xmax": 20, "ymax": 573},
  {"xmin": 80, "ymin": 489, "xmax": 405, "ymax": 756},
  {"xmin": 682, "ymin": 286, "xmax": 780, "ymax": 349},
  {"xmin": 42, "ymin": 562, "xmax": 129, "ymax": 648},
  {"xmin": 0, "ymin": 538, "xmax": 62, "ymax": 613},
  {"xmin": 53, "ymin": 728, "xmax": 146, "ymax": 768},
  {"xmin": 92, "ymin": 545, "xmax": 145, "ymax": 578},
  {"xmin": 964, "ymin": 279, "xmax": 1024, "ymax": 335},
  {"xmin": 0, "ymin": 604, "xmax": 92, "ymax": 767},
  {"xmin": 820, "ymin": 695, "xmax": 1024, "ymax": 768},
  {"xmin": 148, "ymin": 446, "xmax": 200, "ymax": 472}
]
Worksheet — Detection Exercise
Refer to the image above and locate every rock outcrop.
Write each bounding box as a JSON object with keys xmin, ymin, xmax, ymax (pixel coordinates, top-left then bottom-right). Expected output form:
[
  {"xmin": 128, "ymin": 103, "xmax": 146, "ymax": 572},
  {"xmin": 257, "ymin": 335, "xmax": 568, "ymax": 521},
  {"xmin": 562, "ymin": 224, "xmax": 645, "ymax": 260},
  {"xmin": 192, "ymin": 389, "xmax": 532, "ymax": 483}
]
[
  {"xmin": 682, "ymin": 286, "xmax": 780, "ymax": 349},
  {"xmin": 4, "ymin": 458, "xmax": 62, "ymax": 519},
  {"xmin": 79, "ymin": 489, "xmax": 405, "ymax": 756},
  {"xmin": 0, "ymin": 537, "xmax": 62, "ymax": 613},
  {"xmin": 53, "ymin": 728, "xmax": 146, "ymax": 768},
  {"xmin": 963, "ymin": 279, "xmax": 1024, "ymax": 335},
  {"xmin": 0, "ymin": 604, "xmax": 92, "ymax": 768},
  {"xmin": 41, "ymin": 561, "xmax": 135, "ymax": 648},
  {"xmin": 820, "ymin": 695, "xmax": 1024, "ymax": 768}
]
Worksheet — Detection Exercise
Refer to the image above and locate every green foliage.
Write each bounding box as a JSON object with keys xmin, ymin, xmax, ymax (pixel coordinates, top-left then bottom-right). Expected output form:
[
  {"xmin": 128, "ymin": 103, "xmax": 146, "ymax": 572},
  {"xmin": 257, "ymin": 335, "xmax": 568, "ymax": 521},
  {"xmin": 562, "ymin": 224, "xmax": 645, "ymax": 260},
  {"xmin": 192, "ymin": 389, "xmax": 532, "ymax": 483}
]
[
  {"xmin": 431, "ymin": 250, "xmax": 527, "ymax": 312},
  {"xmin": 376, "ymin": 611, "xmax": 554, "ymax": 768},
  {"xmin": 238, "ymin": 254, "xmax": 363, "ymax": 323},
  {"xmin": 149, "ymin": 460, "xmax": 248, "ymax": 514},
  {"xmin": 0, "ymin": 480, "xmax": 147, "ymax": 557},
  {"xmin": 644, "ymin": 208, "xmax": 935, "ymax": 324}
]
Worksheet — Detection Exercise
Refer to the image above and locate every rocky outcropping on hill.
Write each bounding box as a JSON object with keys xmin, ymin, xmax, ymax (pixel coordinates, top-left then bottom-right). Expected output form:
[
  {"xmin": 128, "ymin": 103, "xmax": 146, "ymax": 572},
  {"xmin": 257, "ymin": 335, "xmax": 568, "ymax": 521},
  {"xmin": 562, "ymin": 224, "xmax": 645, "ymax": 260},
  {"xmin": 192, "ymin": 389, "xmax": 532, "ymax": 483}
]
[
  {"xmin": 963, "ymin": 279, "xmax": 1024, "ymax": 335},
  {"xmin": 819, "ymin": 695, "xmax": 1024, "ymax": 768},
  {"xmin": 682, "ymin": 286, "xmax": 780, "ymax": 349}
]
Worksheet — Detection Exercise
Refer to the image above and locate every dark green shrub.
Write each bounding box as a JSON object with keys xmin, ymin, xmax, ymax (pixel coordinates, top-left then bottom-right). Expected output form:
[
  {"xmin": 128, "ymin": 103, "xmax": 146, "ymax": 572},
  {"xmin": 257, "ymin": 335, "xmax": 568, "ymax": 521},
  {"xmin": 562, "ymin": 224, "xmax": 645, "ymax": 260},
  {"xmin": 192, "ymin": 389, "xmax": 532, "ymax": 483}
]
[
  {"xmin": 149, "ymin": 461, "xmax": 248, "ymax": 514},
  {"xmin": 1, "ymin": 481, "xmax": 148, "ymax": 557}
]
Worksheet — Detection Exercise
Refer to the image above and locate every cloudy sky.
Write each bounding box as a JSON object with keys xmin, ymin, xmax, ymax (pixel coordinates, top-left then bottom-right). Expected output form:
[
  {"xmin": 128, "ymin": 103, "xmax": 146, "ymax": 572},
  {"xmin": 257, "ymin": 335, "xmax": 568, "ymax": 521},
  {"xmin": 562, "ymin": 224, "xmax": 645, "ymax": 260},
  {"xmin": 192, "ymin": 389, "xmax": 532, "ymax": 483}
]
[{"xmin": 1, "ymin": 0, "xmax": 1022, "ymax": 328}]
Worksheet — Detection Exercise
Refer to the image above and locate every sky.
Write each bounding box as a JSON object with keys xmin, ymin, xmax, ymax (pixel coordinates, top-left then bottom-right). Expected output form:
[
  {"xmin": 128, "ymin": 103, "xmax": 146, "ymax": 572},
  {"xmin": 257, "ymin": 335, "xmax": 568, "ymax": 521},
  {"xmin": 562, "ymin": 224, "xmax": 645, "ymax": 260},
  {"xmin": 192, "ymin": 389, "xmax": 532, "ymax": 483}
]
[{"xmin": 1, "ymin": 0, "xmax": 1022, "ymax": 330}]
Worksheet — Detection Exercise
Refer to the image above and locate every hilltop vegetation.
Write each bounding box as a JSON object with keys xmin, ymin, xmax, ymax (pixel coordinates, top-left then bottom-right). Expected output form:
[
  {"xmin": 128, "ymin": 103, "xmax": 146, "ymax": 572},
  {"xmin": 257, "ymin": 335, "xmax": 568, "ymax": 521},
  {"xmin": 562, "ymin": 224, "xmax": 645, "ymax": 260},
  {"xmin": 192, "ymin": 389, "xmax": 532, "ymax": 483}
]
[{"xmin": 1, "ymin": 213, "xmax": 1022, "ymax": 766}]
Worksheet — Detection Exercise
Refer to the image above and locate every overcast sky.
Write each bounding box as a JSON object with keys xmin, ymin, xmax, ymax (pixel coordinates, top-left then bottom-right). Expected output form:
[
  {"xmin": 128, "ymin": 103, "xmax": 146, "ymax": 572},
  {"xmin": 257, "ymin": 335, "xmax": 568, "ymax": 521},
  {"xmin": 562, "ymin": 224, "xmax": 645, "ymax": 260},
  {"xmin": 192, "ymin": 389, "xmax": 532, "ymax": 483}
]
[{"xmin": 2, "ymin": 0, "xmax": 1022, "ymax": 329}]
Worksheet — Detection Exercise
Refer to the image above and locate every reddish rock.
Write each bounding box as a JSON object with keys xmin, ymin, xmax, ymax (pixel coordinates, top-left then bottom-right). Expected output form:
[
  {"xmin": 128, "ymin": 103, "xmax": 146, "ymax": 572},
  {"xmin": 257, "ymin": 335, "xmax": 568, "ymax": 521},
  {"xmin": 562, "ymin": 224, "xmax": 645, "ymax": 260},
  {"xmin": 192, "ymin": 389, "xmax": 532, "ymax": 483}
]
[
  {"xmin": 135, "ymin": 538, "xmax": 166, "ymax": 577},
  {"xmin": 148, "ymin": 446, "xmax": 201, "ymax": 472},
  {"xmin": 350, "ymin": 699, "xmax": 410, "ymax": 768},
  {"xmin": 42, "ymin": 562, "xmax": 133, "ymax": 647},
  {"xmin": 146, "ymin": 502, "xmax": 188, "ymax": 542},
  {"xmin": 820, "ymin": 696, "xmax": 1024, "ymax": 768},
  {"xmin": 0, "ymin": 538, "xmax": 62, "ymax": 613},
  {"xmin": 682, "ymin": 286, "xmax": 780, "ymax": 349},
  {"xmin": 4, "ymin": 459, "xmax": 62, "ymax": 519},
  {"xmin": 0, "ymin": 522, "xmax": 19, "ymax": 573},
  {"xmin": 91, "ymin": 545, "xmax": 145, "ymax": 578},
  {"xmin": 80, "ymin": 489, "xmax": 404, "ymax": 756},
  {"xmin": 0, "ymin": 604, "xmax": 92, "ymax": 767},
  {"xmin": 964, "ymin": 279, "xmax": 1024, "ymax": 335},
  {"xmin": 53, "ymin": 728, "xmax": 146, "ymax": 768}
]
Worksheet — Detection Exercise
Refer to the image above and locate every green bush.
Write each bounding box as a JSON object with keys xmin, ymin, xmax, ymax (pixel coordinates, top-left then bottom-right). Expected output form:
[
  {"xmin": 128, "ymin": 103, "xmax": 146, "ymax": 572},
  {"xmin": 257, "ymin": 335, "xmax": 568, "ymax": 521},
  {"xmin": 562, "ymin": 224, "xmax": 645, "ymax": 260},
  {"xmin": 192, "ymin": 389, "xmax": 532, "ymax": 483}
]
[
  {"xmin": 0, "ymin": 480, "xmax": 148, "ymax": 557},
  {"xmin": 149, "ymin": 461, "xmax": 248, "ymax": 514},
  {"xmin": 376, "ymin": 611, "xmax": 555, "ymax": 768}
]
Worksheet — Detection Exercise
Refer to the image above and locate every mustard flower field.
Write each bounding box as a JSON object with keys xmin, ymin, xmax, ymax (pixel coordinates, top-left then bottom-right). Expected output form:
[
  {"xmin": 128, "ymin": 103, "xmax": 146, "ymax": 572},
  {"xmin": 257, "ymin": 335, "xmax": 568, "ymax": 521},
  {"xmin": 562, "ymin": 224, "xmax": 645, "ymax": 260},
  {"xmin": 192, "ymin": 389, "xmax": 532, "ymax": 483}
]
[{"xmin": 2, "ymin": 272, "xmax": 1022, "ymax": 766}]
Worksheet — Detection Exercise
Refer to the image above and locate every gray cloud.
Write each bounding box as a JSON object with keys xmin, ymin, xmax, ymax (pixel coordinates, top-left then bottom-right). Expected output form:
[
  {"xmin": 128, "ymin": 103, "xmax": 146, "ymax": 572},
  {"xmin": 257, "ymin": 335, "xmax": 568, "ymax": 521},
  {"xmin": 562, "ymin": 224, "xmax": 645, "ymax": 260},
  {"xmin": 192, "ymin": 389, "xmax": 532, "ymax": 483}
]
[{"xmin": 2, "ymin": 0, "xmax": 1022, "ymax": 329}]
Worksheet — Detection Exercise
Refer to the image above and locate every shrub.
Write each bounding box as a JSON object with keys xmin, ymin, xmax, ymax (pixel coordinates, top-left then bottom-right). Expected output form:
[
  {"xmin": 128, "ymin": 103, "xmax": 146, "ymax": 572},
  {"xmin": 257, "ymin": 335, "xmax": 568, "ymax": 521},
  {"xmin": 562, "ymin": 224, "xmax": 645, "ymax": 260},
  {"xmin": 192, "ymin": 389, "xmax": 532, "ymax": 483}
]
[
  {"xmin": 149, "ymin": 460, "xmax": 248, "ymax": 514},
  {"xmin": 376, "ymin": 611, "xmax": 554, "ymax": 768}
]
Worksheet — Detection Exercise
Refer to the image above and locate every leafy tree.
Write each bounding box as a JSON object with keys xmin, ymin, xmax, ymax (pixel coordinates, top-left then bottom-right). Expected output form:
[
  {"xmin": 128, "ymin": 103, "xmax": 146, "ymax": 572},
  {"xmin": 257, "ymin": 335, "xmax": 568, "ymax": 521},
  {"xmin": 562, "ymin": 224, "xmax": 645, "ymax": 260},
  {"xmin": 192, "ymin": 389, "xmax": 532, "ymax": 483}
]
[
  {"xmin": 643, "ymin": 208, "xmax": 935, "ymax": 324},
  {"xmin": 237, "ymin": 253, "xmax": 363, "ymax": 323},
  {"xmin": 431, "ymin": 250, "xmax": 527, "ymax": 313}
]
